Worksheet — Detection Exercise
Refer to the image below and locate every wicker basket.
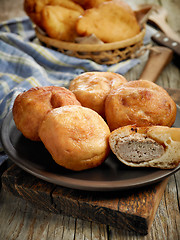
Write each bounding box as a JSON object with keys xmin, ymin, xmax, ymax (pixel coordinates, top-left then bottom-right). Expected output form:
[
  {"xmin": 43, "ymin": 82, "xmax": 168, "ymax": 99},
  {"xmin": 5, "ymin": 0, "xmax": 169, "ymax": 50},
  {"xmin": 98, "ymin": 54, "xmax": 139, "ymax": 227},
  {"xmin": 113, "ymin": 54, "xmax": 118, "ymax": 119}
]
[{"xmin": 35, "ymin": 26, "xmax": 146, "ymax": 65}]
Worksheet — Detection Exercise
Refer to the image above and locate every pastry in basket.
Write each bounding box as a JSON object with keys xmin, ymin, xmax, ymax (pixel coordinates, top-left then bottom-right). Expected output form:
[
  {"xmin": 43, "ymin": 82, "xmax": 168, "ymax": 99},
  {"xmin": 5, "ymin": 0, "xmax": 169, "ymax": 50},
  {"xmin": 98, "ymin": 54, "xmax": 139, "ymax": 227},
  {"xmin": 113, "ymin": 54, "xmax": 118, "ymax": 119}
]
[
  {"xmin": 13, "ymin": 86, "xmax": 81, "ymax": 141},
  {"xmin": 50, "ymin": 0, "xmax": 84, "ymax": 13},
  {"xmin": 109, "ymin": 125, "xmax": 180, "ymax": 169},
  {"xmin": 41, "ymin": 5, "xmax": 83, "ymax": 41},
  {"xmin": 76, "ymin": 0, "xmax": 140, "ymax": 43},
  {"xmin": 38, "ymin": 105, "xmax": 110, "ymax": 171},
  {"xmin": 24, "ymin": 0, "xmax": 84, "ymax": 40},
  {"xmin": 69, "ymin": 72, "xmax": 127, "ymax": 118},
  {"xmin": 24, "ymin": 0, "xmax": 48, "ymax": 28},
  {"xmin": 105, "ymin": 80, "xmax": 177, "ymax": 131}
]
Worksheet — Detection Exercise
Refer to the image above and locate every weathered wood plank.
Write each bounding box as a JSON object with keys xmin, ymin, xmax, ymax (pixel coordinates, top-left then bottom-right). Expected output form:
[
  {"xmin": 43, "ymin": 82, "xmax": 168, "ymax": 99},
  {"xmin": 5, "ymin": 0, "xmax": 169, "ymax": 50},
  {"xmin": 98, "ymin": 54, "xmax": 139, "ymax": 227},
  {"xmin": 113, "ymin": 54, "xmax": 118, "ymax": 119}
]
[
  {"xmin": 1, "ymin": 164, "xmax": 169, "ymax": 235},
  {"xmin": 0, "ymin": 174, "xmax": 179, "ymax": 240},
  {"xmin": 0, "ymin": 0, "xmax": 180, "ymax": 239},
  {"xmin": 0, "ymin": 189, "xmax": 110, "ymax": 240}
]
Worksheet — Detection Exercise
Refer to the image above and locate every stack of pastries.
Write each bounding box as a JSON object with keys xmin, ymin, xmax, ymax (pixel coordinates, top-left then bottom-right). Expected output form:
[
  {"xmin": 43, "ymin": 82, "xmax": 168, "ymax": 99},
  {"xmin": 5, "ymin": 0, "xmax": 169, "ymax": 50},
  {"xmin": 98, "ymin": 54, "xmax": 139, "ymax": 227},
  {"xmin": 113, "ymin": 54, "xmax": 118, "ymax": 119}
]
[
  {"xmin": 24, "ymin": 0, "xmax": 140, "ymax": 42},
  {"xmin": 13, "ymin": 72, "xmax": 180, "ymax": 171},
  {"xmin": 13, "ymin": 85, "xmax": 110, "ymax": 171}
]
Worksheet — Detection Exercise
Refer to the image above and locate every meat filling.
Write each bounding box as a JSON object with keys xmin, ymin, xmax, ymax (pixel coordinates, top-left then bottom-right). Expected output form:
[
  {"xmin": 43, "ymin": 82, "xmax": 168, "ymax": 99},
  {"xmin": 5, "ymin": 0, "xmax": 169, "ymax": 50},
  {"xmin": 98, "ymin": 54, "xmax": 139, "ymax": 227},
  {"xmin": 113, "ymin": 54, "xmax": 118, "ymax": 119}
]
[{"xmin": 115, "ymin": 133, "xmax": 164, "ymax": 163}]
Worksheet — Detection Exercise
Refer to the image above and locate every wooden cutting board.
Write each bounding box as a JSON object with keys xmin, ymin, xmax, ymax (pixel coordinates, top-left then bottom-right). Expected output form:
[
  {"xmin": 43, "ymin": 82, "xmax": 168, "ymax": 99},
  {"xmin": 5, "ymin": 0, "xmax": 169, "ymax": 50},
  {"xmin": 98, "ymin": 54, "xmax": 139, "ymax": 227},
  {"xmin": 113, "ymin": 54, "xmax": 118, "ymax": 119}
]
[
  {"xmin": 1, "ymin": 88, "xmax": 180, "ymax": 236},
  {"xmin": 2, "ymin": 164, "xmax": 168, "ymax": 235}
]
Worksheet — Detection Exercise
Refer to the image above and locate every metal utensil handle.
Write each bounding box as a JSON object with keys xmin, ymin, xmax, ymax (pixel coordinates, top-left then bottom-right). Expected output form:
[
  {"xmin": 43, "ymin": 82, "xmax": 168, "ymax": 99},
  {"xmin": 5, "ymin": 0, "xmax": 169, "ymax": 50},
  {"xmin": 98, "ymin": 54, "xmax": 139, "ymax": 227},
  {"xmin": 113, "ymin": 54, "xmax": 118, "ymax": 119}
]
[{"xmin": 152, "ymin": 31, "xmax": 180, "ymax": 56}]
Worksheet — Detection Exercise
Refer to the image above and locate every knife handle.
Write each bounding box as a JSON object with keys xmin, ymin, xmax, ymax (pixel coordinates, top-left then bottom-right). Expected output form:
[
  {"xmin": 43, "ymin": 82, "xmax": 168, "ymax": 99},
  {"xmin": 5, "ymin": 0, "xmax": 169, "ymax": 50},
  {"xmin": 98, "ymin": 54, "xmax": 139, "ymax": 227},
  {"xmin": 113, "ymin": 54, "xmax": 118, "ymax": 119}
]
[
  {"xmin": 152, "ymin": 31, "xmax": 180, "ymax": 58},
  {"xmin": 139, "ymin": 46, "xmax": 173, "ymax": 82}
]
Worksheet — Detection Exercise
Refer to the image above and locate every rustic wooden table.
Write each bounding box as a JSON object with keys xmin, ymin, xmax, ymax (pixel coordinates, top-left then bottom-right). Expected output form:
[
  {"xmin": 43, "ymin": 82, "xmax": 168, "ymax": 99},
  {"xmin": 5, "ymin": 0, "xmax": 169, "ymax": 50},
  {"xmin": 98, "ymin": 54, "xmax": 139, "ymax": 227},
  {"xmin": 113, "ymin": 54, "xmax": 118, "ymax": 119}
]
[{"xmin": 0, "ymin": 0, "xmax": 180, "ymax": 239}]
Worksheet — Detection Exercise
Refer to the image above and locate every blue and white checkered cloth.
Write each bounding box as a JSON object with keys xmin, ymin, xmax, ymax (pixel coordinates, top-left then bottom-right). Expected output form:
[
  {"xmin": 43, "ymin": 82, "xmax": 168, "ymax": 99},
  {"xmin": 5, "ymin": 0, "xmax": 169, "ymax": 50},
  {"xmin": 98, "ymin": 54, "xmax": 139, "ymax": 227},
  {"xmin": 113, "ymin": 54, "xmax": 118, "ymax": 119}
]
[{"xmin": 0, "ymin": 17, "xmax": 155, "ymax": 156}]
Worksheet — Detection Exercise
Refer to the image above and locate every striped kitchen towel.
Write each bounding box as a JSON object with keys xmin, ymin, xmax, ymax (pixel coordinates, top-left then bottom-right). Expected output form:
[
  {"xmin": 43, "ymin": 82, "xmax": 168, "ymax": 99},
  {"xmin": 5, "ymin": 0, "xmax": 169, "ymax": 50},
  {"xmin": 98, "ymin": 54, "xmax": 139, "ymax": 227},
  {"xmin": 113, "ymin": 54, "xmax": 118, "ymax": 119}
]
[{"xmin": 0, "ymin": 17, "xmax": 155, "ymax": 134}]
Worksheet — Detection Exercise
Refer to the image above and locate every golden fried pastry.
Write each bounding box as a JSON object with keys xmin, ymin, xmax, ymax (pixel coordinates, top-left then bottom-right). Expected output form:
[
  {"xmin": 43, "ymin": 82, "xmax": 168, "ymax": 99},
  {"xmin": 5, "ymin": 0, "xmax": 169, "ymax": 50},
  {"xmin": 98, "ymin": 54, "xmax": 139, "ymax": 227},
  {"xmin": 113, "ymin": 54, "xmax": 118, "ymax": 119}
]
[
  {"xmin": 109, "ymin": 125, "xmax": 180, "ymax": 169},
  {"xmin": 73, "ymin": 0, "xmax": 111, "ymax": 9},
  {"xmin": 24, "ymin": 0, "xmax": 49, "ymax": 28},
  {"xmin": 41, "ymin": 5, "xmax": 82, "ymax": 41},
  {"xmin": 105, "ymin": 80, "xmax": 177, "ymax": 131},
  {"xmin": 50, "ymin": 0, "xmax": 84, "ymax": 13},
  {"xmin": 69, "ymin": 72, "xmax": 127, "ymax": 118},
  {"xmin": 24, "ymin": 0, "xmax": 84, "ymax": 35},
  {"xmin": 13, "ymin": 86, "xmax": 81, "ymax": 141},
  {"xmin": 39, "ymin": 105, "xmax": 110, "ymax": 171},
  {"xmin": 76, "ymin": 1, "xmax": 140, "ymax": 43}
]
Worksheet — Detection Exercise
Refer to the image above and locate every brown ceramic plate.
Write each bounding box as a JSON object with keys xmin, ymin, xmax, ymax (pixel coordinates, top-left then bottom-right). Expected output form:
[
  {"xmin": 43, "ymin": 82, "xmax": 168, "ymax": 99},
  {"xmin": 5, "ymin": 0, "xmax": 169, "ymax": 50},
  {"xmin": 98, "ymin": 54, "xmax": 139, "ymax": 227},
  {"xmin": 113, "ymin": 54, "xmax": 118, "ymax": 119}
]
[{"xmin": 1, "ymin": 107, "xmax": 180, "ymax": 191}]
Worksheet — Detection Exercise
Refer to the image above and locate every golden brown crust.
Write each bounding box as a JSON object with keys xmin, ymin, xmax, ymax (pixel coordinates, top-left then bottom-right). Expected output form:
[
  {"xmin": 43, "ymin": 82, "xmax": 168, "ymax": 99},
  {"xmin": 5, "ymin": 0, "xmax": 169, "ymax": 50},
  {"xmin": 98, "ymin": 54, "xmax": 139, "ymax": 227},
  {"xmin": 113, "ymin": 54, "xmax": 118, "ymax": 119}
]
[
  {"xmin": 73, "ymin": 0, "xmax": 111, "ymax": 9},
  {"xmin": 76, "ymin": 1, "xmax": 140, "ymax": 43},
  {"xmin": 13, "ymin": 86, "xmax": 81, "ymax": 141},
  {"xmin": 105, "ymin": 80, "xmax": 177, "ymax": 131},
  {"xmin": 69, "ymin": 72, "xmax": 127, "ymax": 118},
  {"xmin": 39, "ymin": 105, "xmax": 110, "ymax": 171},
  {"xmin": 50, "ymin": 0, "xmax": 84, "ymax": 13},
  {"xmin": 41, "ymin": 5, "xmax": 82, "ymax": 41},
  {"xmin": 24, "ymin": 0, "xmax": 84, "ymax": 40},
  {"xmin": 24, "ymin": 0, "xmax": 49, "ymax": 28}
]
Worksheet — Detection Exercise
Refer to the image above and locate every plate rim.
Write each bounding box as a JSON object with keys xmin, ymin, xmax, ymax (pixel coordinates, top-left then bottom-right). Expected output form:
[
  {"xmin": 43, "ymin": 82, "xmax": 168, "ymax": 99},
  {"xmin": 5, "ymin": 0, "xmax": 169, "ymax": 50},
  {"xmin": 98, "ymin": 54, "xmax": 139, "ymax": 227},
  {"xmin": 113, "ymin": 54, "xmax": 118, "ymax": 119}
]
[{"xmin": 1, "ymin": 109, "xmax": 180, "ymax": 191}]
